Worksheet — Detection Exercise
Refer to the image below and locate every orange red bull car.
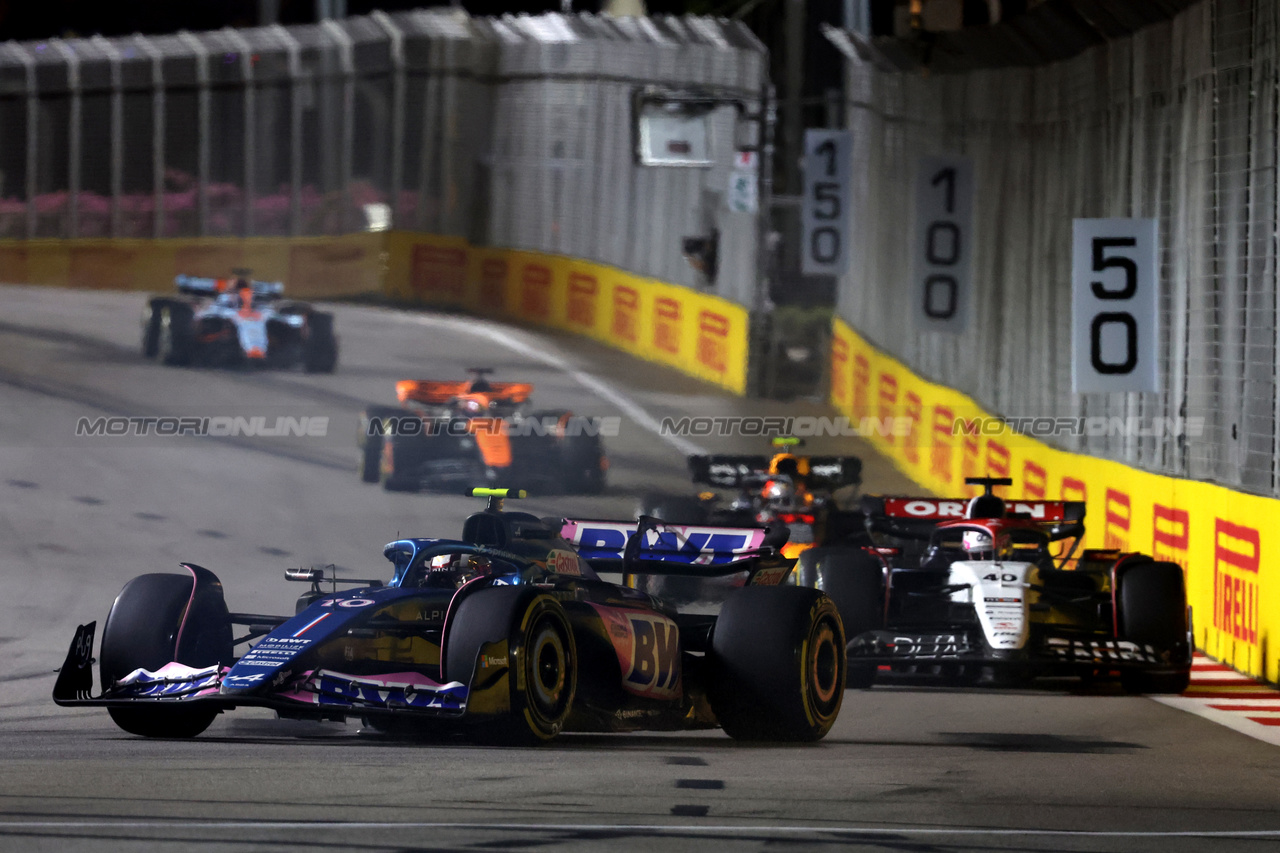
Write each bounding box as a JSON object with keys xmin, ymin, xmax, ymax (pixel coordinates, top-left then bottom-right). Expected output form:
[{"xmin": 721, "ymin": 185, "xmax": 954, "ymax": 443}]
[
  {"xmin": 639, "ymin": 438, "xmax": 865, "ymax": 561},
  {"xmin": 357, "ymin": 369, "xmax": 607, "ymax": 495},
  {"xmin": 141, "ymin": 273, "xmax": 338, "ymax": 372}
]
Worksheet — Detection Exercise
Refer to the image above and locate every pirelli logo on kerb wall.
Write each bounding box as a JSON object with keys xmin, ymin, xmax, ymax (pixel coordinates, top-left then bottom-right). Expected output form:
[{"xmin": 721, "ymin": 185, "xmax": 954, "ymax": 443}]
[
  {"xmin": 612, "ymin": 286, "xmax": 640, "ymax": 344},
  {"xmin": 696, "ymin": 310, "xmax": 729, "ymax": 375},
  {"xmin": 1153, "ymin": 504, "xmax": 1190, "ymax": 571},
  {"xmin": 567, "ymin": 272, "xmax": 598, "ymax": 329},
  {"xmin": 521, "ymin": 264, "xmax": 552, "ymax": 320},
  {"xmin": 654, "ymin": 297, "xmax": 681, "ymax": 355},
  {"xmin": 411, "ymin": 245, "xmax": 466, "ymax": 298},
  {"xmin": 1214, "ymin": 519, "xmax": 1260, "ymax": 646}
]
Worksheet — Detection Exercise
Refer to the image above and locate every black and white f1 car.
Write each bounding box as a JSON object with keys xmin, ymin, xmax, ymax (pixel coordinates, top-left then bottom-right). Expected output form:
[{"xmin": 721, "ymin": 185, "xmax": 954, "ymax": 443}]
[
  {"xmin": 799, "ymin": 477, "xmax": 1192, "ymax": 693},
  {"xmin": 141, "ymin": 273, "xmax": 338, "ymax": 372},
  {"xmin": 53, "ymin": 490, "xmax": 844, "ymax": 743}
]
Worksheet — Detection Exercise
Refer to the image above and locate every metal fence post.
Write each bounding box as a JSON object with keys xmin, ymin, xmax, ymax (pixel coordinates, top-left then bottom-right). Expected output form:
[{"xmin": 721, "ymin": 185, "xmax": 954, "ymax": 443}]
[
  {"xmin": 371, "ymin": 10, "xmax": 405, "ymax": 228},
  {"xmin": 322, "ymin": 19, "xmax": 355, "ymax": 234},
  {"xmin": 750, "ymin": 82, "xmax": 776, "ymax": 398},
  {"xmin": 270, "ymin": 24, "xmax": 303, "ymax": 237},
  {"xmin": 224, "ymin": 28, "xmax": 256, "ymax": 237},
  {"xmin": 177, "ymin": 31, "xmax": 210, "ymax": 236},
  {"xmin": 9, "ymin": 43, "xmax": 38, "ymax": 239},
  {"xmin": 92, "ymin": 35, "xmax": 124, "ymax": 238},
  {"xmin": 50, "ymin": 39, "xmax": 81, "ymax": 238},
  {"xmin": 133, "ymin": 34, "xmax": 165, "ymax": 239}
]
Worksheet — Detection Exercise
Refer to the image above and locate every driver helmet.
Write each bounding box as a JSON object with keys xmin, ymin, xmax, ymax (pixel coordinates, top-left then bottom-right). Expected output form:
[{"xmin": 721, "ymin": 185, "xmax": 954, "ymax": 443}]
[
  {"xmin": 962, "ymin": 529, "xmax": 994, "ymax": 559},
  {"xmin": 457, "ymin": 397, "xmax": 485, "ymax": 415}
]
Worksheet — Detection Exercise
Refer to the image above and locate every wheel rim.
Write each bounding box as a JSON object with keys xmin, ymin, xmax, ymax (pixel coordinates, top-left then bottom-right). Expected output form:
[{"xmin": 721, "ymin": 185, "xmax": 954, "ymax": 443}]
[
  {"xmin": 527, "ymin": 620, "xmax": 568, "ymax": 719},
  {"xmin": 806, "ymin": 615, "xmax": 843, "ymax": 721}
]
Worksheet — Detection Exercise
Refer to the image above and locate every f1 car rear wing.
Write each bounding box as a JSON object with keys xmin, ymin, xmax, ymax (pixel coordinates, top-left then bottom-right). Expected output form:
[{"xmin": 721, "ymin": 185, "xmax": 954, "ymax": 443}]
[
  {"xmin": 688, "ymin": 454, "xmax": 862, "ymax": 489},
  {"xmin": 862, "ymin": 495, "xmax": 1086, "ymax": 540},
  {"xmin": 688, "ymin": 455, "xmax": 770, "ymax": 487},
  {"xmin": 395, "ymin": 380, "xmax": 533, "ymax": 406},
  {"xmin": 559, "ymin": 517, "xmax": 793, "ymax": 579},
  {"xmin": 175, "ymin": 275, "xmax": 284, "ymax": 297}
]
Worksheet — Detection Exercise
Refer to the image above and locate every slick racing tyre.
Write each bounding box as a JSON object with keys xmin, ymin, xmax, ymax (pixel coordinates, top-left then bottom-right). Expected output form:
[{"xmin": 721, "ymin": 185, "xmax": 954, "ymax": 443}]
[
  {"xmin": 444, "ymin": 587, "xmax": 577, "ymax": 743},
  {"xmin": 799, "ymin": 549, "xmax": 883, "ymax": 688},
  {"xmin": 303, "ymin": 311, "xmax": 338, "ymax": 373},
  {"xmin": 99, "ymin": 571, "xmax": 233, "ymax": 738},
  {"xmin": 380, "ymin": 432, "xmax": 424, "ymax": 492},
  {"xmin": 559, "ymin": 430, "xmax": 606, "ymax": 495},
  {"xmin": 141, "ymin": 299, "xmax": 176, "ymax": 358},
  {"xmin": 358, "ymin": 406, "xmax": 405, "ymax": 484},
  {"xmin": 708, "ymin": 586, "xmax": 845, "ymax": 742},
  {"xmin": 156, "ymin": 303, "xmax": 194, "ymax": 366},
  {"xmin": 1117, "ymin": 560, "xmax": 1192, "ymax": 695}
]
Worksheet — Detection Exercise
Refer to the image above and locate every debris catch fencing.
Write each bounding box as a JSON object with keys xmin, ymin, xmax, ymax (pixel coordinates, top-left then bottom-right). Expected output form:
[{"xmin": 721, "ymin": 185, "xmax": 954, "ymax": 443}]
[
  {"xmin": 0, "ymin": 11, "xmax": 766, "ymax": 307},
  {"xmin": 833, "ymin": 0, "xmax": 1280, "ymax": 497}
]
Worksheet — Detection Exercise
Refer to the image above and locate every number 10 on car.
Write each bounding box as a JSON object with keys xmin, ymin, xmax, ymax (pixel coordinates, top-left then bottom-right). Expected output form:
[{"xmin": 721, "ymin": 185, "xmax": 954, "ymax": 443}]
[{"xmin": 1071, "ymin": 218, "xmax": 1159, "ymax": 393}]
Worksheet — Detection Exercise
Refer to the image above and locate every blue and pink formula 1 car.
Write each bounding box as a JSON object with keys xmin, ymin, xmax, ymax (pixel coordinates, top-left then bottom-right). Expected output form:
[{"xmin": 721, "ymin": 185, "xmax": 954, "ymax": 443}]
[{"xmin": 54, "ymin": 490, "xmax": 845, "ymax": 743}]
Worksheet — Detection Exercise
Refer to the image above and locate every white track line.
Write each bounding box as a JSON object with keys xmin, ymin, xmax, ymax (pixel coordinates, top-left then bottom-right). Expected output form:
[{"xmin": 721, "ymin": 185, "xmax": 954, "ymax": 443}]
[
  {"xmin": 1, "ymin": 821, "xmax": 1278, "ymax": 837},
  {"xmin": 1153, "ymin": 653, "xmax": 1280, "ymax": 747},
  {"xmin": 388, "ymin": 312, "xmax": 705, "ymax": 456}
]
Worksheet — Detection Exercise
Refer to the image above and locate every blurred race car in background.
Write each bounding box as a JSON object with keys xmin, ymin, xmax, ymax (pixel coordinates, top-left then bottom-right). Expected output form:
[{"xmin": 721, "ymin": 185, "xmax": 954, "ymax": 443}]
[
  {"xmin": 53, "ymin": 489, "xmax": 845, "ymax": 743},
  {"xmin": 141, "ymin": 272, "xmax": 338, "ymax": 372},
  {"xmin": 799, "ymin": 477, "xmax": 1192, "ymax": 693},
  {"xmin": 639, "ymin": 437, "xmax": 866, "ymax": 560},
  {"xmin": 358, "ymin": 369, "xmax": 607, "ymax": 495}
]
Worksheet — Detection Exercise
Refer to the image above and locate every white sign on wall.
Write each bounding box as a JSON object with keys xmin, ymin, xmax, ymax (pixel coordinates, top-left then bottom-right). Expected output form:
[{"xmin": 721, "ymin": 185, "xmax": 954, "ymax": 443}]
[
  {"xmin": 728, "ymin": 151, "xmax": 758, "ymax": 214},
  {"xmin": 913, "ymin": 155, "xmax": 974, "ymax": 333},
  {"xmin": 1071, "ymin": 218, "xmax": 1160, "ymax": 393},
  {"xmin": 801, "ymin": 129, "xmax": 852, "ymax": 276}
]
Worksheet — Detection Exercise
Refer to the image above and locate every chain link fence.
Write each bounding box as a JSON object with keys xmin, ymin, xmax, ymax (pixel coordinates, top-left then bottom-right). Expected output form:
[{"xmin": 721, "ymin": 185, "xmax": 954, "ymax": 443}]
[
  {"xmin": 0, "ymin": 11, "xmax": 766, "ymax": 307},
  {"xmin": 834, "ymin": 0, "xmax": 1280, "ymax": 497}
]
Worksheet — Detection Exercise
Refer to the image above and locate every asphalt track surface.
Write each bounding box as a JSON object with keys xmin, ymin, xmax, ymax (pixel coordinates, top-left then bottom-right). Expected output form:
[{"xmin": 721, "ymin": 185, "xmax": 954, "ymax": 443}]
[{"xmin": 1, "ymin": 284, "xmax": 1278, "ymax": 852}]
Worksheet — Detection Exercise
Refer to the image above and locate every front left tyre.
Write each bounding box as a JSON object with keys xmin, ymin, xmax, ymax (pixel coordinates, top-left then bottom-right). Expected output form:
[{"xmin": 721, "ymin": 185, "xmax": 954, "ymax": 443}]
[
  {"xmin": 99, "ymin": 571, "xmax": 233, "ymax": 738},
  {"xmin": 444, "ymin": 587, "xmax": 577, "ymax": 743},
  {"xmin": 1117, "ymin": 560, "xmax": 1192, "ymax": 694}
]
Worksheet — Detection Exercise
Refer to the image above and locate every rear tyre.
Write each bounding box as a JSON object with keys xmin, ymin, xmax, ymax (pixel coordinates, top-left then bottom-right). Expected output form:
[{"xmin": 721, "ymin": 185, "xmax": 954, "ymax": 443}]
[
  {"xmin": 559, "ymin": 431, "xmax": 606, "ymax": 495},
  {"xmin": 380, "ymin": 433, "xmax": 423, "ymax": 492},
  {"xmin": 141, "ymin": 299, "xmax": 171, "ymax": 358},
  {"xmin": 444, "ymin": 588, "xmax": 577, "ymax": 743},
  {"xmin": 358, "ymin": 406, "xmax": 405, "ymax": 484},
  {"xmin": 636, "ymin": 493, "xmax": 709, "ymax": 525},
  {"xmin": 801, "ymin": 549, "xmax": 883, "ymax": 688},
  {"xmin": 157, "ymin": 304, "xmax": 194, "ymax": 366},
  {"xmin": 100, "ymin": 572, "xmax": 232, "ymax": 738},
  {"xmin": 1118, "ymin": 561, "xmax": 1191, "ymax": 694},
  {"xmin": 303, "ymin": 311, "xmax": 338, "ymax": 373},
  {"xmin": 708, "ymin": 586, "xmax": 845, "ymax": 741}
]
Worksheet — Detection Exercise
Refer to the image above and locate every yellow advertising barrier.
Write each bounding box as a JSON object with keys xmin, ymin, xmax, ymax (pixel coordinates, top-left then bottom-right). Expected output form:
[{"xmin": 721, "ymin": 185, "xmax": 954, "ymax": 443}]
[
  {"xmin": 831, "ymin": 316, "xmax": 1276, "ymax": 681},
  {"xmin": 0, "ymin": 231, "xmax": 750, "ymax": 395},
  {"xmin": 386, "ymin": 232, "xmax": 749, "ymax": 395},
  {"xmin": 0, "ymin": 234, "xmax": 384, "ymax": 299}
]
